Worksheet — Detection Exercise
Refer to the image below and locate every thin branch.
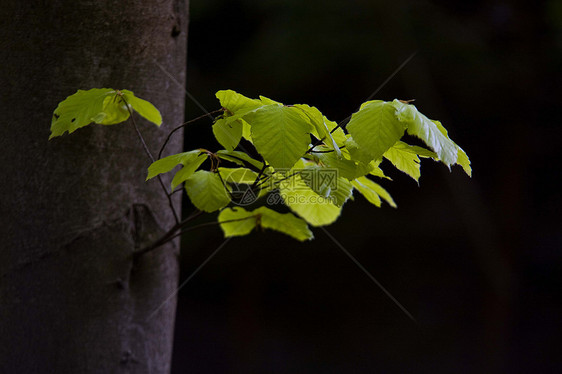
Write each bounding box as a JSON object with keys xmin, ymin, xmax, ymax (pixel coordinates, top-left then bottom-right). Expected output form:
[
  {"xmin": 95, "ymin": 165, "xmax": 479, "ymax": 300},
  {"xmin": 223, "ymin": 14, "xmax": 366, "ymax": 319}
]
[
  {"xmin": 251, "ymin": 163, "xmax": 270, "ymax": 189},
  {"xmin": 158, "ymin": 108, "xmax": 224, "ymax": 159},
  {"xmin": 121, "ymin": 95, "xmax": 180, "ymax": 224},
  {"xmin": 162, "ymin": 215, "xmax": 258, "ymax": 244},
  {"xmin": 134, "ymin": 210, "xmax": 204, "ymax": 258},
  {"xmin": 135, "ymin": 214, "xmax": 257, "ymax": 257}
]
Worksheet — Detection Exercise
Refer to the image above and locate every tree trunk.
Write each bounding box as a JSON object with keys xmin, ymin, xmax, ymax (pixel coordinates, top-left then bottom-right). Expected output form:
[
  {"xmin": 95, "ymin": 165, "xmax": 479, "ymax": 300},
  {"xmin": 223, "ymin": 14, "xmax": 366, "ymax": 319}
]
[{"xmin": 0, "ymin": 1, "xmax": 188, "ymax": 372}]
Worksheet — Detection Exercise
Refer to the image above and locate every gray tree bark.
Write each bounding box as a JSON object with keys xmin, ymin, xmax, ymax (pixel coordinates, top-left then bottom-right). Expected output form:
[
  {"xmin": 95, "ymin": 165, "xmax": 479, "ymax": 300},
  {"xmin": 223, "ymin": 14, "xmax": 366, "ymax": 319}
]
[{"xmin": 0, "ymin": 0, "xmax": 188, "ymax": 372}]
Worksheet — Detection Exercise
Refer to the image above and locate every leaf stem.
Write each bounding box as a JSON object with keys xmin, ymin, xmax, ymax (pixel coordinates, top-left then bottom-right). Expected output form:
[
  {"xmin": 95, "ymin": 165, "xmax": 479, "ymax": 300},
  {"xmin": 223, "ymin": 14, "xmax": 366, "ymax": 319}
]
[{"xmin": 134, "ymin": 214, "xmax": 255, "ymax": 257}]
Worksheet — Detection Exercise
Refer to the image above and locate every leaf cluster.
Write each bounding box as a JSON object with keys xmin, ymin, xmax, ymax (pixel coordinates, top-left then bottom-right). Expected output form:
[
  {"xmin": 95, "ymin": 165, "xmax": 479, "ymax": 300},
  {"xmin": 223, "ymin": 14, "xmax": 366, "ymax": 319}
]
[{"xmin": 51, "ymin": 88, "xmax": 470, "ymax": 242}]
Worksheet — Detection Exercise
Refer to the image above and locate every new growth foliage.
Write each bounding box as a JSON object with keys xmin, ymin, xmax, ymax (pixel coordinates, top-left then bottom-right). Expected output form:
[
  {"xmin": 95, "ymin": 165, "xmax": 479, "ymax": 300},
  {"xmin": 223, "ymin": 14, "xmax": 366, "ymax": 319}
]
[{"xmin": 50, "ymin": 89, "xmax": 471, "ymax": 242}]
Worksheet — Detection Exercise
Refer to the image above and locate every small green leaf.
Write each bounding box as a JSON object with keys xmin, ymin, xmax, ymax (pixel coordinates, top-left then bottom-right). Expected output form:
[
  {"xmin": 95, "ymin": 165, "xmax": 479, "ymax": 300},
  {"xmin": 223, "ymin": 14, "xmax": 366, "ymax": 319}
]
[
  {"xmin": 185, "ymin": 170, "xmax": 231, "ymax": 213},
  {"xmin": 213, "ymin": 117, "xmax": 243, "ymax": 151},
  {"xmin": 122, "ymin": 90, "xmax": 162, "ymax": 126},
  {"xmin": 248, "ymin": 105, "xmax": 312, "ymax": 170},
  {"xmin": 146, "ymin": 150, "xmax": 208, "ymax": 189},
  {"xmin": 50, "ymin": 88, "xmax": 118, "ymax": 138},
  {"xmin": 347, "ymin": 101, "xmax": 406, "ymax": 161},
  {"xmin": 369, "ymin": 160, "xmax": 391, "ymax": 180},
  {"xmin": 218, "ymin": 207, "xmax": 258, "ymax": 237},
  {"xmin": 352, "ymin": 176, "xmax": 396, "ymax": 208},
  {"xmin": 254, "ymin": 206, "xmax": 314, "ymax": 241},
  {"xmin": 294, "ymin": 104, "xmax": 342, "ymax": 157}
]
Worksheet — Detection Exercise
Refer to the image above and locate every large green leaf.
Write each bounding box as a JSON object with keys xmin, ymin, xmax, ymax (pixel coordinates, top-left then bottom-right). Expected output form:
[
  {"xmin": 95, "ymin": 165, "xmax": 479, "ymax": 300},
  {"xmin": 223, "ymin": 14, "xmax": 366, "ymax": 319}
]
[
  {"xmin": 392, "ymin": 100, "xmax": 458, "ymax": 167},
  {"xmin": 50, "ymin": 88, "xmax": 117, "ymax": 138},
  {"xmin": 218, "ymin": 207, "xmax": 259, "ymax": 237},
  {"xmin": 146, "ymin": 150, "xmax": 208, "ymax": 189},
  {"xmin": 346, "ymin": 100, "xmax": 406, "ymax": 161},
  {"xmin": 248, "ymin": 104, "xmax": 312, "ymax": 170},
  {"xmin": 212, "ymin": 117, "xmax": 243, "ymax": 151},
  {"xmin": 352, "ymin": 176, "xmax": 397, "ymax": 208},
  {"xmin": 254, "ymin": 206, "xmax": 313, "ymax": 241},
  {"xmin": 216, "ymin": 90, "xmax": 262, "ymax": 114},
  {"xmin": 185, "ymin": 171, "xmax": 231, "ymax": 212},
  {"xmin": 278, "ymin": 173, "xmax": 341, "ymax": 226}
]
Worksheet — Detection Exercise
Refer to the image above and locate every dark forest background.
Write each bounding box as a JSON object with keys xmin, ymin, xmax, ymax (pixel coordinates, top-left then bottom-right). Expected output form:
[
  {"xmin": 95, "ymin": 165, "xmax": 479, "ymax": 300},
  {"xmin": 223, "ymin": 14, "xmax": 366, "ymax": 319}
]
[{"xmin": 172, "ymin": 0, "xmax": 561, "ymax": 372}]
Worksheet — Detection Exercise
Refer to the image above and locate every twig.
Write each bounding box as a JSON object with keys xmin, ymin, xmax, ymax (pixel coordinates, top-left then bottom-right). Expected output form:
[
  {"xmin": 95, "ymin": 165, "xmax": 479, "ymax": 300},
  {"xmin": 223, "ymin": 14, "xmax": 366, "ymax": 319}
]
[
  {"xmin": 121, "ymin": 95, "xmax": 180, "ymax": 224},
  {"xmin": 158, "ymin": 108, "xmax": 224, "ymax": 159},
  {"xmin": 134, "ymin": 210, "xmax": 204, "ymax": 257}
]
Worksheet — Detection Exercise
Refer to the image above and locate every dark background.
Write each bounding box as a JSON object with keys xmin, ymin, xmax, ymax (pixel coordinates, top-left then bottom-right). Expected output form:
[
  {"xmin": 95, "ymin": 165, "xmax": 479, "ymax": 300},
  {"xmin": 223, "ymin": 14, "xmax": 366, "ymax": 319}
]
[{"xmin": 172, "ymin": 0, "xmax": 561, "ymax": 372}]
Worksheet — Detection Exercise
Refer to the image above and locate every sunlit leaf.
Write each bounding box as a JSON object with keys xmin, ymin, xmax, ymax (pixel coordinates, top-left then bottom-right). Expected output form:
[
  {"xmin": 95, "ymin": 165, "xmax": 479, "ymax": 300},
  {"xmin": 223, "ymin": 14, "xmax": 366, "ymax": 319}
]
[
  {"xmin": 213, "ymin": 117, "xmax": 243, "ymax": 151},
  {"xmin": 122, "ymin": 90, "xmax": 162, "ymax": 126},
  {"xmin": 50, "ymin": 88, "xmax": 117, "ymax": 138},
  {"xmin": 185, "ymin": 170, "xmax": 231, "ymax": 212},
  {"xmin": 347, "ymin": 100, "xmax": 406, "ymax": 161},
  {"xmin": 278, "ymin": 173, "xmax": 341, "ymax": 226},
  {"xmin": 146, "ymin": 150, "xmax": 208, "ymax": 189},
  {"xmin": 352, "ymin": 176, "xmax": 396, "ymax": 208},
  {"xmin": 295, "ymin": 104, "xmax": 341, "ymax": 157},
  {"xmin": 218, "ymin": 207, "xmax": 258, "ymax": 237},
  {"xmin": 254, "ymin": 206, "xmax": 314, "ymax": 241},
  {"xmin": 248, "ymin": 104, "xmax": 312, "ymax": 170}
]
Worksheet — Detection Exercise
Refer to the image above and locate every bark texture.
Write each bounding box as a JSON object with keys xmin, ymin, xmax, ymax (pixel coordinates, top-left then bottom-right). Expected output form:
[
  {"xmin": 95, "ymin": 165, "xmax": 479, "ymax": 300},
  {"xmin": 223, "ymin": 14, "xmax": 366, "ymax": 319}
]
[{"xmin": 0, "ymin": 1, "xmax": 188, "ymax": 372}]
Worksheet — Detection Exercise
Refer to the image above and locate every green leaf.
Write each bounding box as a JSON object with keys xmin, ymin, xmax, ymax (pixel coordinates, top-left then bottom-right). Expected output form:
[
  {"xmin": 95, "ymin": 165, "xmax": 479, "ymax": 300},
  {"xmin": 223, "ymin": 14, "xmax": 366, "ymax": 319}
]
[
  {"xmin": 298, "ymin": 165, "xmax": 353, "ymax": 207},
  {"xmin": 369, "ymin": 160, "xmax": 391, "ymax": 180},
  {"xmin": 216, "ymin": 90, "xmax": 262, "ymax": 114},
  {"xmin": 352, "ymin": 176, "xmax": 397, "ymax": 208},
  {"xmin": 185, "ymin": 170, "xmax": 231, "ymax": 213},
  {"xmin": 278, "ymin": 173, "xmax": 341, "ymax": 226},
  {"xmin": 217, "ymin": 150, "xmax": 264, "ymax": 171},
  {"xmin": 432, "ymin": 120, "xmax": 472, "ymax": 176},
  {"xmin": 219, "ymin": 167, "xmax": 259, "ymax": 184},
  {"xmin": 212, "ymin": 117, "xmax": 243, "ymax": 151},
  {"xmin": 343, "ymin": 136, "xmax": 375, "ymax": 164},
  {"xmin": 122, "ymin": 90, "xmax": 162, "ymax": 126},
  {"xmin": 248, "ymin": 105, "xmax": 312, "ymax": 170},
  {"xmin": 218, "ymin": 206, "xmax": 313, "ymax": 241},
  {"xmin": 50, "ymin": 88, "xmax": 118, "ymax": 138},
  {"xmin": 254, "ymin": 206, "xmax": 314, "ymax": 241},
  {"xmin": 218, "ymin": 207, "xmax": 258, "ymax": 237},
  {"xmin": 294, "ymin": 104, "xmax": 341, "ymax": 157},
  {"xmin": 393, "ymin": 100, "xmax": 458, "ymax": 166},
  {"xmin": 346, "ymin": 101, "xmax": 406, "ymax": 161},
  {"xmin": 456, "ymin": 148, "xmax": 472, "ymax": 177},
  {"xmin": 50, "ymin": 88, "xmax": 162, "ymax": 139},
  {"xmin": 146, "ymin": 150, "xmax": 208, "ymax": 189},
  {"xmin": 313, "ymin": 147, "xmax": 372, "ymax": 180}
]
